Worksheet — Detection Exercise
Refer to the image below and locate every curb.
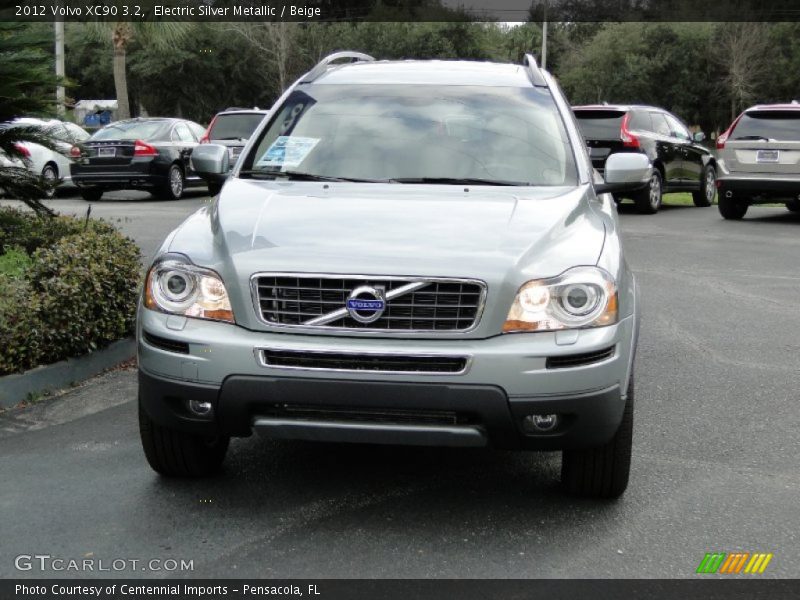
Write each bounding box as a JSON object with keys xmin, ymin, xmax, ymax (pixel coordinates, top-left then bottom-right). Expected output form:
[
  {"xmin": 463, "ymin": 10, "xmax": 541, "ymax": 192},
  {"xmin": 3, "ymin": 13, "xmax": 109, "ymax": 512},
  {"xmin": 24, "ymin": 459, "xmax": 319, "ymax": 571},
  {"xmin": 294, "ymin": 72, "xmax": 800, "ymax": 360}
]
[{"xmin": 0, "ymin": 338, "xmax": 136, "ymax": 409}]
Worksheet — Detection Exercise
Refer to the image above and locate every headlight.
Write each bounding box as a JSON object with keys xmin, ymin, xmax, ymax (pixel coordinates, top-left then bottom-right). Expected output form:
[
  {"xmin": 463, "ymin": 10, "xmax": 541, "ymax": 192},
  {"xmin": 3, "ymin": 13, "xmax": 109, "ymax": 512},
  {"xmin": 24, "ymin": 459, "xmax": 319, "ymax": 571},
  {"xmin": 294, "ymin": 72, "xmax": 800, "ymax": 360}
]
[
  {"xmin": 502, "ymin": 267, "xmax": 617, "ymax": 333},
  {"xmin": 144, "ymin": 260, "xmax": 235, "ymax": 323}
]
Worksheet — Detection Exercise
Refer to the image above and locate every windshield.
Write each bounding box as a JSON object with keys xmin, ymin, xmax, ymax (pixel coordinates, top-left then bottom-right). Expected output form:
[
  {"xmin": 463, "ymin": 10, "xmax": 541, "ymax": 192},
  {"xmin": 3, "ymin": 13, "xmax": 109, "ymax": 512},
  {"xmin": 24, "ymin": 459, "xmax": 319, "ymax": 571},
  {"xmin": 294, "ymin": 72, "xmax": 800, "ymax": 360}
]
[
  {"xmin": 243, "ymin": 85, "xmax": 578, "ymax": 186},
  {"xmin": 91, "ymin": 121, "xmax": 170, "ymax": 141},
  {"xmin": 732, "ymin": 111, "xmax": 800, "ymax": 141},
  {"xmin": 209, "ymin": 113, "xmax": 265, "ymax": 141}
]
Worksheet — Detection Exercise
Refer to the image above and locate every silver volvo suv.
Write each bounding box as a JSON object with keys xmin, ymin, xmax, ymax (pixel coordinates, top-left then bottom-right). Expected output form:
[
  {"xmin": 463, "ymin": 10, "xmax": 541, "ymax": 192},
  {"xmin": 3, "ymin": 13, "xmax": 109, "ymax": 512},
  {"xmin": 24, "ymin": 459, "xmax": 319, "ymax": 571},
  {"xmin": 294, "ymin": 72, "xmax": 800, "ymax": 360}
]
[{"xmin": 138, "ymin": 52, "xmax": 648, "ymax": 498}]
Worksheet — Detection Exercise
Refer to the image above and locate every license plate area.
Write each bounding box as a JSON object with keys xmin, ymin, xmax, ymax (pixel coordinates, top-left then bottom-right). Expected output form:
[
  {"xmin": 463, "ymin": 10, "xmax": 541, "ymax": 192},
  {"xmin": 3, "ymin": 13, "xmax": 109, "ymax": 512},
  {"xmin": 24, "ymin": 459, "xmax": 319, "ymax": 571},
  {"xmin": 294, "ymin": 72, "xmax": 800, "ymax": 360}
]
[
  {"xmin": 756, "ymin": 149, "xmax": 779, "ymax": 163},
  {"xmin": 97, "ymin": 147, "xmax": 116, "ymax": 158}
]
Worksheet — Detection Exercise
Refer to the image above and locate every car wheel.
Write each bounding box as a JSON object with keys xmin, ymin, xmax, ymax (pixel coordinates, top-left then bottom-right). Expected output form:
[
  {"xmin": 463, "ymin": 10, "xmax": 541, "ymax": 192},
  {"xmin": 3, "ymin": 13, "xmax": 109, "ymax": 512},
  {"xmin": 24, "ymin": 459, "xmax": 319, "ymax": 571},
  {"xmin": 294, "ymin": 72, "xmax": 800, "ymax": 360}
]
[
  {"xmin": 634, "ymin": 170, "xmax": 662, "ymax": 214},
  {"xmin": 207, "ymin": 181, "xmax": 223, "ymax": 196},
  {"xmin": 80, "ymin": 187, "xmax": 103, "ymax": 202},
  {"xmin": 786, "ymin": 200, "xmax": 800, "ymax": 213},
  {"xmin": 692, "ymin": 165, "xmax": 716, "ymax": 207},
  {"xmin": 561, "ymin": 374, "xmax": 633, "ymax": 499},
  {"xmin": 41, "ymin": 164, "xmax": 58, "ymax": 199},
  {"xmin": 158, "ymin": 164, "xmax": 185, "ymax": 200},
  {"xmin": 718, "ymin": 191, "xmax": 748, "ymax": 220},
  {"xmin": 138, "ymin": 401, "xmax": 229, "ymax": 477}
]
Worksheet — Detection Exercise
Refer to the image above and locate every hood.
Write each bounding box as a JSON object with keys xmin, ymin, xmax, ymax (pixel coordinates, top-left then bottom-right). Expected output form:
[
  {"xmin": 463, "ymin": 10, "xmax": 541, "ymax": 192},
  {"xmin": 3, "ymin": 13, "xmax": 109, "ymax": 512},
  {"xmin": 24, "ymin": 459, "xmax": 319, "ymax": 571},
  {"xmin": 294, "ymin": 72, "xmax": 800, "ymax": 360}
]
[{"xmin": 170, "ymin": 178, "xmax": 606, "ymax": 282}]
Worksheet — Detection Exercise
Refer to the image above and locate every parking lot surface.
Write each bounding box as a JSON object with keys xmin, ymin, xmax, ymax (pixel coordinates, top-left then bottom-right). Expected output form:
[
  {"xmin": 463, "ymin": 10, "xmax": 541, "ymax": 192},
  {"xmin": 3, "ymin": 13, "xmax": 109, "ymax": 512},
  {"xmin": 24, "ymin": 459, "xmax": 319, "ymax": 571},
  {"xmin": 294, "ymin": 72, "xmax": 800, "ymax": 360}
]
[{"xmin": 1, "ymin": 193, "xmax": 799, "ymax": 578}]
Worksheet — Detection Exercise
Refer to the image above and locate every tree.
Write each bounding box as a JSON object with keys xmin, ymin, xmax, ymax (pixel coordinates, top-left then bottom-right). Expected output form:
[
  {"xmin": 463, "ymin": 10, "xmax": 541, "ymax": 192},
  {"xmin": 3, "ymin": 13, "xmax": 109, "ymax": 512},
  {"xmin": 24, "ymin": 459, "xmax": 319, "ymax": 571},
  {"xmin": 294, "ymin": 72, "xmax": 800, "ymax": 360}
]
[
  {"xmin": 713, "ymin": 23, "xmax": 770, "ymax": 121},
  {"xmin": 0, "ymin": 22, "xmax": 60, "ymax": 215},
  {"xmin": 85, "ymin": 22, "xmax": 191, "ymax": 120}
]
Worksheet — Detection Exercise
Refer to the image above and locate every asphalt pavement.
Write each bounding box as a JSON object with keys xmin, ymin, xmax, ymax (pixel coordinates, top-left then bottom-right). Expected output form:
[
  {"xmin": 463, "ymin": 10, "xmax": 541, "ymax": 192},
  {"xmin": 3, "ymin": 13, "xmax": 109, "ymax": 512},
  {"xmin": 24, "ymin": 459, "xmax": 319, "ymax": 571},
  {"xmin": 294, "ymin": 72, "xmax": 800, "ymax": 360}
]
[{"xmin": 1, "ymin": 193, "xmax": 799, "ymax": 579}]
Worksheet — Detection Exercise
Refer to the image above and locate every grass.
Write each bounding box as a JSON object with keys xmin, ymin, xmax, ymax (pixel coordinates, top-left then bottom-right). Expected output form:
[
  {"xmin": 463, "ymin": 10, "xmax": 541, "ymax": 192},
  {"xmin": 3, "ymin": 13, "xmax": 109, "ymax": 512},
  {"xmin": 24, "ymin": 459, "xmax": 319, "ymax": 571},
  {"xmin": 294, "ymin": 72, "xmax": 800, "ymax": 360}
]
[{"xmin": 660, "ymin": 192, "xmax": 783, "ymax": 208}]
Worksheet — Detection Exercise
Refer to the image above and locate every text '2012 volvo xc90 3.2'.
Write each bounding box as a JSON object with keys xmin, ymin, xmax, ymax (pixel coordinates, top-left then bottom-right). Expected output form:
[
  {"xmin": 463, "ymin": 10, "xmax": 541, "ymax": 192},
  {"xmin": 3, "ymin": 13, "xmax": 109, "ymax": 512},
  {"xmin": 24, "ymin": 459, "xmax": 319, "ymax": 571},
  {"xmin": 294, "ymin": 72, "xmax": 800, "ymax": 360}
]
[{"xmin": 138, "ymin": 52, "xmax": 647, "ymax": 498}]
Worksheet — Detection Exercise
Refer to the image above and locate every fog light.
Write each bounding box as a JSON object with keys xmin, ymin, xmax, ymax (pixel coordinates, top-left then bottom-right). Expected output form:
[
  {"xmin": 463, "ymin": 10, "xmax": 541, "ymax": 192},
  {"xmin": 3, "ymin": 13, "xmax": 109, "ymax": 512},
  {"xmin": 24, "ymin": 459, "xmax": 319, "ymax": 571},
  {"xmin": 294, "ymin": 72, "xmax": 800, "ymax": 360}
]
[
  {"xmin": 188, "ymin": 400, "xmax": 213, "ymax": 416},
  {"xmin": 523, "ymin": 413, "xmax": 559, "ymax": 433}
]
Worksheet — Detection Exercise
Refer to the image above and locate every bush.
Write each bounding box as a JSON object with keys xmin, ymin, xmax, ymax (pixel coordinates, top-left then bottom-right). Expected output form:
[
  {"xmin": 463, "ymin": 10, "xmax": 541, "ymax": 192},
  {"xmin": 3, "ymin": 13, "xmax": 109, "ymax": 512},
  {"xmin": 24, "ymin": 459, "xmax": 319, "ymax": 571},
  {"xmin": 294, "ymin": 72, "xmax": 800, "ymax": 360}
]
[{"xmin": 0, "ymin": 208, "xmax": 142, "ymax": 376}]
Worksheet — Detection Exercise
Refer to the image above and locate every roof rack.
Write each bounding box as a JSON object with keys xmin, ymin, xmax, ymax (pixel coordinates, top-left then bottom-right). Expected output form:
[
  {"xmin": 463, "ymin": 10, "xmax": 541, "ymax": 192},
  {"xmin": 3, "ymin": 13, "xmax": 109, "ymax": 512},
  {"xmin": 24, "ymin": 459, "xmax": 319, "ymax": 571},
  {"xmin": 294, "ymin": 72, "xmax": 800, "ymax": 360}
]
[
  {"xmin": 523, "ymin": 53, "xmax": 547, "ymax": 87},
  {"xmin": 301, "ymin": 51, "xmax": 376, "ymax": 83}
]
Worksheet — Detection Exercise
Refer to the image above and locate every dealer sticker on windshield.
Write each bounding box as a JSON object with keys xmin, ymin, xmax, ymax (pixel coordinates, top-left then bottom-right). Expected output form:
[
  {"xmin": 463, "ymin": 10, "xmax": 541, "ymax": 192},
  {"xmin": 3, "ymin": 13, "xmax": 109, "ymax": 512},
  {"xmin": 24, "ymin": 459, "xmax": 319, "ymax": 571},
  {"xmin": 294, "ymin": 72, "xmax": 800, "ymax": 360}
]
[{"xmin": 256, "ymin": 136, "xmax": 320, "ymax": 168}]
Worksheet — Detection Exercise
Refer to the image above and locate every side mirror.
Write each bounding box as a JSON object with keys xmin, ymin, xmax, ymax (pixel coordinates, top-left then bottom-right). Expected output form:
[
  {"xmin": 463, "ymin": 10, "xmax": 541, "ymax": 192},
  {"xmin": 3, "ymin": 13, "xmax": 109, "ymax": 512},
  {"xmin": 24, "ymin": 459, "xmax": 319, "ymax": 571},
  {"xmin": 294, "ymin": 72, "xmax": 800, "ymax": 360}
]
[
  {"xmin": 190, "ymin": 144, "xmax": 230, "ymax": 182},
  {"xmin": 693, "ymin": 131, "xmax": 706, "ymax": 142},
  {"xmin": 595, "ymin": 153, "xmax": 652, "ymax": 195}
]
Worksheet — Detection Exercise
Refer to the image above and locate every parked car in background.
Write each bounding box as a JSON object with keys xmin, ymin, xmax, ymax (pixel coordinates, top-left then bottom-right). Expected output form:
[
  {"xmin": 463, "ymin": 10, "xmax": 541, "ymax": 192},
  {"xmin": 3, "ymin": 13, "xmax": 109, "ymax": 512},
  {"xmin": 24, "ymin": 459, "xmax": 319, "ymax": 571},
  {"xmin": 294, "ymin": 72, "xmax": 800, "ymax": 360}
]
[
  {"xmin": 198, "ymin": 107, "xmax": 268, "ymax": 195},
  {"xmin": 573, "ymin": 104, "xmax": 717, "ymax": 214},
  {"xmin": 138, "ymin": 52, "xmax": 649, "ymax": 499},
  {"xmin": 70, "ymin": 117, "xmax": 207, "ymax": 201},
  {"xmin": 1, "ymin": 118, "xmax": 90, "ymax": 198},
  {"xmin": 716, "ymin": 103, "xmax": 800, "ymax": 220}
]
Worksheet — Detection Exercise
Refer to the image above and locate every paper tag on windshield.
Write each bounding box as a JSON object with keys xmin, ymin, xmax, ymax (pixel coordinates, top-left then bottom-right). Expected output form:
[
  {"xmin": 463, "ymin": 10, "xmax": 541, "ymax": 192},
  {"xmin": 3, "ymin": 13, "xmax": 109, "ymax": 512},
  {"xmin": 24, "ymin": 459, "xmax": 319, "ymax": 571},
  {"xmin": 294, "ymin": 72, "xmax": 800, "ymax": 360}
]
[{"xmin": 256, "ymin": 136, "xmax": 319, "ymax": 168}]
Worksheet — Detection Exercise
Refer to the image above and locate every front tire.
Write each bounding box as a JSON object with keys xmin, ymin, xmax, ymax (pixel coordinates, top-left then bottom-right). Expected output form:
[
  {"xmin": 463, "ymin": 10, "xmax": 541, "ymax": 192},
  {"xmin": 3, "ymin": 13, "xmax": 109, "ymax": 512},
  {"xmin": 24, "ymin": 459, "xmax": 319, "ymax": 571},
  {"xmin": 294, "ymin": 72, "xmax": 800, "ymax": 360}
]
[
  {"xmin": 207, "ymin": 181, "xmax": 223, "ymax": 196},
  {"xmin": 561, "ymin": 375, "xmax": 634, "ymax": 499},
  {"xmin": 718, "ymin": 191, "xmax": 748, "ymax": 220},
  {"xmin": 634, "ymin": 170, "xmax": 662, "ymax": 214},
  {"xmin": 692, "ymin": 165, "xmax": 716, "ymax": 207},
  {"xmin": 786, "ymin": 200, "xmax": 800, "ymax": 213},
  {"xmin": 157, "ymin": 164, "xmax": 185, "ymax": 200},
  {"xmin": 139, "ymin": 402, "xmax": 229, "ymax": 477}
]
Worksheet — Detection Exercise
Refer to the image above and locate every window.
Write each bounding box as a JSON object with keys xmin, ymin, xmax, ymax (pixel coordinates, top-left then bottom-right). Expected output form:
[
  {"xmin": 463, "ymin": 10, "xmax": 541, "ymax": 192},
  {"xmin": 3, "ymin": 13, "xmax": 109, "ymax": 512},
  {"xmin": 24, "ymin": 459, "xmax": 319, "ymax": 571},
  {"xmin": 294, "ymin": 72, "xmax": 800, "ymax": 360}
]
[
  {"xmin": 731, "ymin": 111, "xmax": 800, "ymax": 141},
  {"xmin": 245, "ymin": 85, "xmax": 578, "ymax": 186},
  {"xmin": 629, "ymin": 111, "xmax": 652, "ymax": 132},
  {"xmin": 173, "ymin": 123, "xmax": 195, "ymax": 142},
  {"xmin": 573, "ymin": 110, "xmax": 625, "ymax": 140},
  {"xmin": 208, "ymin": 113, "xmax": 265, "ymax": 141},
  {"xmin": 650, "ymin": 113, "xmax": 672, "ymax": 137},
  {"xmin": 664, "ymin": 114, "xmax": 691, "ymax": 140}
]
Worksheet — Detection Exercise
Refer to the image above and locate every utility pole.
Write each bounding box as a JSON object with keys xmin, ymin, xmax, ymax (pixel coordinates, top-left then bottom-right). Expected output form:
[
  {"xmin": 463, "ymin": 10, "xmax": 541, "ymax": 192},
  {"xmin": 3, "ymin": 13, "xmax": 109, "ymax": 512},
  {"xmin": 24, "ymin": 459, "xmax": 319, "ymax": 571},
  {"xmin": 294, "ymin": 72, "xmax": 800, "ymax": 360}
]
[{"xmin": 55, "ymin": 18, "xmax": 65, "ymax": 116}]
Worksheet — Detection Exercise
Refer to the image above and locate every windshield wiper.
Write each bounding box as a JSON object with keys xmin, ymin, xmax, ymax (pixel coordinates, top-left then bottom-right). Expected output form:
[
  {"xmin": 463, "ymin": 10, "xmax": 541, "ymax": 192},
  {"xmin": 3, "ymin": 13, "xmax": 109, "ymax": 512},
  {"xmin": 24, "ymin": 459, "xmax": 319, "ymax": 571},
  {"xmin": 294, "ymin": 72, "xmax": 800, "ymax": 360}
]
[
  {"xmin": 239, "ymin": 169, "xmax": 393, "ymax": 183},
  {"xmin": 391, "ymin": 177, "xmax": 529, "ymax": 186},
  {"xmin": 732, "ymin": 135, "xmax": 772, "ymax": 141}
]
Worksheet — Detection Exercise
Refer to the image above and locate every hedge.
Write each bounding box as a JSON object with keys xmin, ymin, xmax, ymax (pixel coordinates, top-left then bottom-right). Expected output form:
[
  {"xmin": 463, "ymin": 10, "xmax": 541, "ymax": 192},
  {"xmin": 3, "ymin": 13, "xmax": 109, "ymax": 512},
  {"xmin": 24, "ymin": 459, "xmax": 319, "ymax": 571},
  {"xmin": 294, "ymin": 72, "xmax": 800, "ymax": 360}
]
[{"xmin": 0, "ymin": 207, "xmax": 142, "ymax": 376}]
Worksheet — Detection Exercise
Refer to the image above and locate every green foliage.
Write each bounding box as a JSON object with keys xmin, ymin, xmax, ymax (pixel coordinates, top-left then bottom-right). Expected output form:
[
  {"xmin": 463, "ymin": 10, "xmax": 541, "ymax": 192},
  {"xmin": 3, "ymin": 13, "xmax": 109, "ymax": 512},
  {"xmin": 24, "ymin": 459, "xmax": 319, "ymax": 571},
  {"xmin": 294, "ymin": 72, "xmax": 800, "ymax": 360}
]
[
  {"xmin": 0, "ymin": 209, "xmax": 141, "ymax": 376},
  {"xmin": 0, "ymin": 247, "xmax": 31, "ymax": 278}
]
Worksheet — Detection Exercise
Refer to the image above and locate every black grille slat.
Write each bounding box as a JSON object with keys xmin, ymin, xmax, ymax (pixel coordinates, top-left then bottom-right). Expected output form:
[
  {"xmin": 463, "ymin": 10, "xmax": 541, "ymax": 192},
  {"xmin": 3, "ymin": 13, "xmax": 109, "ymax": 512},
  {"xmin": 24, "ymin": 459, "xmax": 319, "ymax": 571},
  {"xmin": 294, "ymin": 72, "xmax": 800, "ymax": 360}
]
[
  {"xmin": 255, "ymin": 275, "xmax": 484, "ymax": 331},
  {"xmin": 546, "ymin": 347, "xmax": 615, "ymax": 369},
  {"xmin": 262, "ymin": 349, "xmax": 467, "ymax": 373}
]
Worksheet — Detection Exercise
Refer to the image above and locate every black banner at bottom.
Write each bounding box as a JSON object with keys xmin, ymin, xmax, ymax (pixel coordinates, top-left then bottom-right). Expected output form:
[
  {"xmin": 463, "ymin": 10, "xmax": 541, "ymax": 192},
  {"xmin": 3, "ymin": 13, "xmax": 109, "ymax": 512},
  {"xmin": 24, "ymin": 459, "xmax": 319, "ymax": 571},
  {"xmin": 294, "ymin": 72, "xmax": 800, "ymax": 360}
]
[{"xmin": 3, "ymin": 579, "xmax": 800, "ymax": 600}]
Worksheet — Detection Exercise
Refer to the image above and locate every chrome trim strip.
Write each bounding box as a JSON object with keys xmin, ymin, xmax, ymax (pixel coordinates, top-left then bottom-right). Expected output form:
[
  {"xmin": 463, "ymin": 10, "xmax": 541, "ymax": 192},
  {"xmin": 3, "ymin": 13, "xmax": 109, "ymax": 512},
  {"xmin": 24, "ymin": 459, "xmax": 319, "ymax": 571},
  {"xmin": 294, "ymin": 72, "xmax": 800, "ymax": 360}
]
[
  {"xmin": 253, "ymin": 347, "xmax": 473, "ymax": 376},
  {"xmin": 303, "ymin": 280, "xmax": 428, "ymax": 326},
  {"xmin": 249, "ymin": 272, "xmax": 488, "ymax": 334}
]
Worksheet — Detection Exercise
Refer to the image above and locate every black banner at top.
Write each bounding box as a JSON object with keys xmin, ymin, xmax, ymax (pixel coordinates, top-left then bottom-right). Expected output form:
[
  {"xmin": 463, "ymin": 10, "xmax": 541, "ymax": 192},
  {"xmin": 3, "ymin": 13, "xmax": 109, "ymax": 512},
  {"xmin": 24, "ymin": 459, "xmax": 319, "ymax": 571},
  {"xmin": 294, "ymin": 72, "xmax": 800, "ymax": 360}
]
[{"xmin": 4, "ymin": 0, "xmax": 800, "ymax": 22}]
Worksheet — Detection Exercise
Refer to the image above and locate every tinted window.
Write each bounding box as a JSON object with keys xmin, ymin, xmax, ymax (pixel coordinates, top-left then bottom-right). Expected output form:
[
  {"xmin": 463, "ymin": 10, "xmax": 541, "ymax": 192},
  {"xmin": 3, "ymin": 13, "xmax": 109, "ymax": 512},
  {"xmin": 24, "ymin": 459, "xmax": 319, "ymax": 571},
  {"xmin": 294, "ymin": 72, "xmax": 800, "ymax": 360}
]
[
  {"xmin": 187, "ymin": 122, "xmax": 206, "ymax": 140},
  {"xmin": 573, "ymin": 110, "xmax": 625, "ymax": 140},
  {"xmin": 731, "ymin": 111, "xmax": 800, "ymax": 141},
  {"xmin": 245, "ymin": 85, "xmax": 578, "ymax": 186},
  {"xmin": 629, "ymin": 111, "xmax": 652, "ymax": 132},
  {"xmin": 91, "ymin": 121, "xmax": 171, "ymax": 141},
  {"xmin": 650, "ymin": 113, "xmax": 672, "ymax": 136},
  {"xmin": 209, "ymin": 113, "xmax": 265, "ymax": 141},
  {"xmin": 664, "ymin": 114, "xmax": 691, "ymax": 140}
]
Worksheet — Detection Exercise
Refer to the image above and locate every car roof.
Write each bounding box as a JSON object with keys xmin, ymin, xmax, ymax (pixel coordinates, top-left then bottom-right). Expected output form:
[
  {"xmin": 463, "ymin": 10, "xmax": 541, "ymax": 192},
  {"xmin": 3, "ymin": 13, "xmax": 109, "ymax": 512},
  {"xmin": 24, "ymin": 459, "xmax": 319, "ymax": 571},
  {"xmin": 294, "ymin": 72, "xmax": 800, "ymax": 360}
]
[
  {"xmin": 311, "ymin": 60, "xmax": 533, "ymax": 88},
  {"xmin": 572, "ymin": 104, "xmax": 666, "ymax": 112},
  {"xmin": 744, "ymin": 103, "xmax": 800, "ymax": 112},
  {"xmin": 216, "ymin": 109, "xmax": 268, "ymax": 115}
]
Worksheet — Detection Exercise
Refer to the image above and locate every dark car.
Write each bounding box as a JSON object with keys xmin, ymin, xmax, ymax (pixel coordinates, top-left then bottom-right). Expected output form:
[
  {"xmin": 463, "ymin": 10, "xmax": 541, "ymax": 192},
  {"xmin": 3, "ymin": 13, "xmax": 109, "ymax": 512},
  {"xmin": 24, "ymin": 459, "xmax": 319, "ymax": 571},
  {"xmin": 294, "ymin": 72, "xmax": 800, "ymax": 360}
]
[
  {"xmin": 198, "ymin": 108, "xmax": 268, "ymax": 195},
  {"xmin": 70, "ymin": 118, "xmax": 207, "ymax": 201},
  {"xmin": 573, "ymin": 105, "xmax": 717, "ymax": 214}
]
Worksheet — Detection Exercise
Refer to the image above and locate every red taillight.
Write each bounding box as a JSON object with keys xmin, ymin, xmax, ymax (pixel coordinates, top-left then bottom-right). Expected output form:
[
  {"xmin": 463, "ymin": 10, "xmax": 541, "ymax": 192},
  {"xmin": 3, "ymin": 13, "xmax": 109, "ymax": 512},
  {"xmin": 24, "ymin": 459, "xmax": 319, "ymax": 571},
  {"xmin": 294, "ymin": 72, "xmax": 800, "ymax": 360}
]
[
  {"xmin": 620, "ymin": 113, "xmax": 640, "ymax": 148},
  {"xmin": 133, "ymin": 140, "xmax": 158, "ymax": 156},
  {"xmin": 716, "ymin": 113, "xmax": 744, "ymax": 150},
  {"xmin": 13, "ymin": 143, "xmax": 30, "ymax": 158},
  {"xmin": 70, "ymin": 145, "xmax": 81, "ymax": 158}
]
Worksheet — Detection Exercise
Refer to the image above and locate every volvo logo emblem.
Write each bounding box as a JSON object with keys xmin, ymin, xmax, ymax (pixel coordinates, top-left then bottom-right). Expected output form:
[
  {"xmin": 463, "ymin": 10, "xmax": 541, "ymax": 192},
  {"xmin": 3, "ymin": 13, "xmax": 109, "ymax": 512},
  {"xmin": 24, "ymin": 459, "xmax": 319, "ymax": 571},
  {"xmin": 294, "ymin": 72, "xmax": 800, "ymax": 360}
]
[{"xmin": 346, "ymin": 285, "xmax": 386, "ymax": 324}]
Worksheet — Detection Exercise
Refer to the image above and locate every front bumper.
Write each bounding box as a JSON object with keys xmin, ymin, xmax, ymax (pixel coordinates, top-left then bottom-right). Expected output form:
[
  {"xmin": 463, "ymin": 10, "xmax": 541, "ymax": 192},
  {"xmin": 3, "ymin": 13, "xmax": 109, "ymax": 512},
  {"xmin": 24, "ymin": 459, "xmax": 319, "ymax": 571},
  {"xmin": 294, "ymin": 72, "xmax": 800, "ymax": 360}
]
[{"xmin": 137, "ymin": 307, "xmax": 637, "ymax": 451}]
